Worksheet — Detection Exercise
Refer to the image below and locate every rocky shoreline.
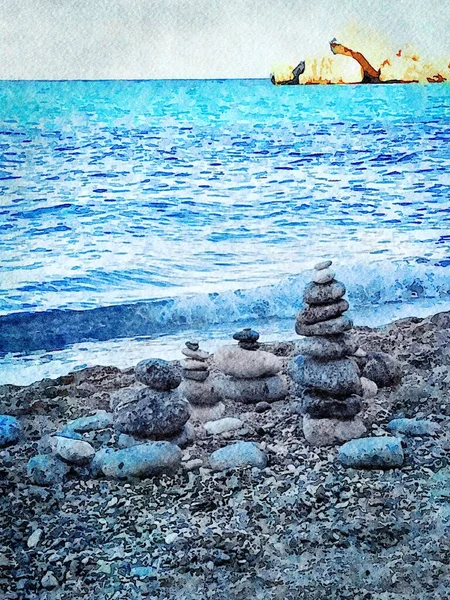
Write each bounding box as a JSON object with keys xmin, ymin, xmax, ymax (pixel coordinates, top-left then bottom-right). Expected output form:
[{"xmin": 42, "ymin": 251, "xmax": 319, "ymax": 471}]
[{"xmin": 1, "ymin": 310, "xmax": 450, "ymax": 599}]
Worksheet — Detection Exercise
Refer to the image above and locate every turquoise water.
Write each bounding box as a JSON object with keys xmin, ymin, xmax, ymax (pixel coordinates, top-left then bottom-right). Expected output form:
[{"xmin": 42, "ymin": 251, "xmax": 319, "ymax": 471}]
[{"xmin": 0, "ymin": 80, "xmax": 450, "ymax": 381}]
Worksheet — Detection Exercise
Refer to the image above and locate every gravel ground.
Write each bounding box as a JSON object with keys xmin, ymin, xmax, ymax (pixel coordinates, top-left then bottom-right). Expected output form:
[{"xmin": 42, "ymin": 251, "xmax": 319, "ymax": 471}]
[{"xmin": 1, "ymin": 311, "xmax": 450, "ymax": 599}]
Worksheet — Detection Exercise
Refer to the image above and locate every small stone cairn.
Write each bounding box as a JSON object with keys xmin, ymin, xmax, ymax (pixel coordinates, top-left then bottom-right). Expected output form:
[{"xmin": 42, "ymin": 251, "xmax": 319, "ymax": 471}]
[
  {"xmin": 179, "ymin": 341, "xmax": 223, "ymax": 420},
  {"xmin": 214, "ymin": 328, "xmax": 287, "ymax": 404},
  {"xmin": 289, "ymin": 260, "xmax": 367, "ymax": 446},
  {"xmin": 113, "ymin": 358, "xmax": 192, "ymax": 446}
]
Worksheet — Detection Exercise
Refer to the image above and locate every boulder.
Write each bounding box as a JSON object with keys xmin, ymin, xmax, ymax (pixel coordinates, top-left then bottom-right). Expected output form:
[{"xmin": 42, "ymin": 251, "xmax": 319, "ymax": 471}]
[
  {"xmin": 113, "ymin": 388, "xmax": 190, "ymax": 438},
  {"xmin": 362, "ymin": 352, "xmax": 403, "ymax": 387},
  {"xmin": 27, "ymin": 455, "xmax": 70, "ymax": 486},
  {"xmin": 214, "ymin": 374, "xmax": 288, "ymax": 403},
  {"xmin": 303, "ymin": 414, "xmax": 366, "ymax": 446},
  {"xmin": 214, "ymin": 346, "xmax": 282, "ymax": 379},
  {"xmin": 209, "ymin": 441, "xmax": 267, "ymax": 471},
  {"xmin": 135, "ymin": 359, "xmax": 181, "ymax": 390},
  {"xmin": 93, "ymin": 442, "xmax": 182, "ymax": 478},
  {"xmin": 0, "ymin": 415, "xmax": 21, "ymax": 447},
  {"xmin": 338, "ymin": 436, "xmax": 404, "ymax": 468},
  {"xmin": 289, "ymin": 356, "xmax": 362, "ymax": 396}
]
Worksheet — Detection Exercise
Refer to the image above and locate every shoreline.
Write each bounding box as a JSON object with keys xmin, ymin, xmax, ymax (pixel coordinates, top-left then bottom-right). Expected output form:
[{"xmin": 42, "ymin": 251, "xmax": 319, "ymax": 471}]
[{"xmin": 1, "ymin": 309, "xmax": 450, "ymax": 598}]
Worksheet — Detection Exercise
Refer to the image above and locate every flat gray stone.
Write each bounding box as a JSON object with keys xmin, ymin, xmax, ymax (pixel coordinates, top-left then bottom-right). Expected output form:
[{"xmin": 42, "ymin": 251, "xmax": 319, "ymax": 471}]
[
  {"xmin": 179, "ymin": 378, "xmax": 221, "ymax": 406},
  {"xmin": 297, "ymin": 299, "xmax": 349, "ymax": 325},
  {"xmin": 182, "ymin": 369, "xmax": 209, "ymax": 382},
  {"xmin": 65, "ymin": 410, "xmax": 113, "ymax": 433},
  {"xmin": 118, "ymin": 423, "xmax": 195, "ymax": 449},
  {"xmin": 296, "ymin": 315, "xmax": 353, "ymax": 337},
  {"xmin": 294, "ymin": 334, "xmax": 357, "ymax": 359},
  {"xmin": 314, "ymin": 260, "xmax": 332, "ymax": 271},
  {"xmin": 303, "ymin": 415, "xmax": 366, "ymax": 446},
  {"xmin": 209, "ymin": 441, "xmax": 267, "ymax": 471},
  {"xmin": 214, "ymin": 374, "xmax": 288, "ymax": 404},
  {"xmin": 386, "ymin": 418, "xmax": 441, "ymax": 437},
  {"xmin": 312, "ymin": 269, "xmax": 335, "ymax": 284},
  {"xmin": 301, "ymin": 393, "xmax": 362, "ymax": 419},
  {"xmin": 214, "ymin": 346, "xmax": 282, "ymax": 379},
  {"xmin": 181, "ymin": 348, "xmax": 210, "ymax": 360},
  {"xmin": 189, "ymin": 402, "xmax": 225, "ymax": 422},
  {"xmin": 113, "ymin": 388, "xmax": 190, "ymax": 438},
  {"xmin": 93, "ymin": 442, "xmax": 182, "ymax": 478},
  {"xmin": 289, "ymin": 356, "xmax": 362, "ymax": 396},
  {"xmin": 135, "ymin": 359, "xmax": 181, "ymax": 390},
  {"xmin": 303, "ymin": 281, "xmax": 346, "ymax": 306},
  {"xmin": 181, "ymin": 359, "xmax": 208, "ymax": 371},
  {"xmin": 338, "ymin": 436, "xmax": 404, "ymax": 468}
]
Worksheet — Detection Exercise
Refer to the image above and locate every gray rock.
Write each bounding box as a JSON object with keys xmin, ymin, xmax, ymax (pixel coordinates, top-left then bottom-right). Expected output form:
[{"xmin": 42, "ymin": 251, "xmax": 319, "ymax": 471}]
[
  {"xmin": 41, "ymin": 572, "xmax": 59, "ymax": 589},
  {"xmin": 65, "ymin": 410, "xmax": 113, "ymax": 433},
  {"xmin": 109, "ymin": 386, "xmax": 142, "ymax": 411},
  {"xmin": 255, "ymin": 401, "xmax": 272, "ymax": 413},
  {"xmin": 295, "ymin": 315, "xmax": 353, "ymax": 337},
  {"xmin": 214, "ymin": 346, "xmax": 283, "ymax": 379},
  {"xmin": 362, "ymin": 352, "xmax": 403, "ymax": 387},
  {"xmin": 233, "ymin": 328, "xmax": 260, "ymax": 343},
  {"xmin": 297, "ymin": 299, "xmax": 349, "ymax": 325},
  {"xmin": 52, "ymin": 436, "xmax": 95, "ymax": 465},
  {"xmin": 189, "ymin": 402, "xmax": 225, "ymax": 422},
  {"xmin": 27, "ymin": 528, "xmax": 43, "ymax": 549},
  {"xmin": 312, "ymin": 269, "xmax": 335, "ymax": 284},
  {"xmin": 214, "ymin": 374, "xmax": 288, "ymax": 403},
  {"xmin": 118, "ymin": 423, "xmax": 195, "ymax": 448},
  {"xmin": 338, "ymin": 436, "xmax": 404, "ymax": 468},
  {"xmin": 183, "ymin": 458, "xmax": 203, "ymax": 471},
  {"xmin": 360, "ymin": 377, "xmax": 378, "ymax": 398},
  {"xmin": 204, "ymin": 417, "xmax": 244, "ymax": 435},
  {"xmin": 301, "ymin": 392, "xmax": 362, "ymax": 419},
  {"xmin": 113, "ymin": 388, "xmax": 190, "ymax": 438},
  {"xmin": 209, "ymin": 441, "xmax": 267, "ymax": 471},
  {"xmin": 185, "ymin": 341, "xmax": 199, "ymax": 351},
  {"xmin": 182, "ymin": 369, "xmax": 209, "ymax": 382},
  {"xmin": 94, "ymin": 442, "xmax": 182, "ymax": 478},
  {"xmin": 135, "ymin": 359, "xmax": 181, "ymax": 390},
  {"xmin": 386, "ymin": 418, "xmax": 441, "ymax": 437},
  {"xmin": 294, "ymin": 334, "xmax": 357, "ymax": 359},
  {"xmin": 303, "ymin": 415, "xmax": 366, "ymax": 446},
  {"xmin": 303, "ymin": 280, "xmax": 346, "ymax": 306},
  {"xmin": 181, "ymin": 348, "xmax": 210, "ymax": 360},
  {"xmin": 0, "ymin": 415, "xmax": 21, "ymax": 447},
  {"xmin": 288, "ymin": 356, "xmax": 362, "ymax": 396},
  {"xmin": 181, "ymin": 359, "xmax": 208, "ymax": 371},
  {"xmin": 27, "ymin": 455, "xmax": 70, "ymax": 486},
  {"xmin": 314, "ymin": 260, "xmax": 332, "ymax": 270},
  {"xmin": 179, "ymin": 378, "xmax": 221, "ymax": 406}
]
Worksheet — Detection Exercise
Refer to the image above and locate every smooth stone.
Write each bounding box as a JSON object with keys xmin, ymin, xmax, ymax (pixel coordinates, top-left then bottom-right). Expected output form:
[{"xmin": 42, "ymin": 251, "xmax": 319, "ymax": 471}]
[
  {"xmin": 109, "ymin": 387, "xmax": 141, "ymax": 411},
  {"xmin": 185, "ymin": 341, "xmax": 199, "ymax": 351},
  {"xmin": 118, "ymin": 423, "xmax": 195, "ymax": 448},
  {"xmin": 181, "ymin": 348, "xmax": 210, "ymax": 360},
  {"xmin": 312, "ymin": 269, "xmax": 335, "ymax": 284},
  {"xmin": 386, "ymin": 418, "xmax": 441, "ymax": 437},
  {"xmin": 204, "ymin": 417, "xmax": 244, "ymax": 435},
  {"xmin": 297, "ymin": 299, "xmax": 349, "ymax": 325},
  {"xmin": 181, "ymin": 359, "xmax": 208, "ymax": 371},
  {"xmin": 233, "ymin": 328, "xmax": 260, "ymax": 343},
  {"xmin": 52, "ymin": 436, "xmax": 95, "ymax": 465},
  {"xmin": 294, "ymin": 334, "xmax": 357, "ymax": 359},
  {"xmin": 189, "ymin": 402, "xmax": 225, "ymax": 422},
  {"xmin": 135, "ymin": 359, "xmax": 181, "ymax": 390},
  {"xmin": 183, "ymin": 458, "xmax": 203, "ymax": 471},
  {"xmin": 303, "ymin": 415, "xmax": 366, "ymax": 446},
  {"xmin": 338, "ymin": 436, "xmax": 404, "ymax": 468},
  {"xmin": 303, "ymin": 280, "xmax": 346, "ymax": 306},
  {"xmin": 314, "ymin": 260, "xmax": 332, "ymax": 271},
  {"xmin": 214, "ymin": 346, "xmax": 283, "ymax": 379},
  {"xmin": 214, "ymin": 374, "xmax": 288, "ymax": 404},
  {"xmin": 209, "ymin": 441, "xmax": 267, "ymax": 471},
  {"xmin": 179, "ymin": 378, "xmax": 221, "ymax": 406},
  {"xmin": 288, "ymin": 356, "xmax": 363, "ymax": 397},
  {"xmin": 255, "ymin": 401, "xmax": 272, "ymax": 413},
  {"xmin": 94, "ymin": 442, "xmax": 182, "ymax": 478},
  {"xmin": 0, "ymin": 415, "xmax": 21, "ymax": 447},
  {"xmin": 301, "ymin": 393, "xmax": 362, "ymax": 419},
  {"xmin": 41, "ymin": 572, "xmax": 59, "ymax": 590},
  {"xmin": 296, "ymin": 315, "xmax": 353, "ymax": 337},
  {"xmin": 27, "ymin": 455, "xmax": 70, "ymax": 486},
  {"xmin": 360, "ymin": 377, "xmax": 378, "ymax": 399},
  {"xmin": 65, "ymin": 410, "xmax": 113, "ymax": 433},
  {"xmin": 113, "ymin": 388, "xmax": 190, "ymax": 438},
  {"xmin": 362, "ymin": 352, "xmax": 403, "ymax": 388},
  {"xmin": 182, "ymin": 369, "xmax": 209, "ymax": 382},
  {"xmin": 353, "ymin": 347, "xmax": 367, "ymax": 358},
  {"xmin": 238, "ymin": 342, "xmax": 261, "ymax": 351},
  {"xmin": 27, "ymin": 528, "xmax": 43, "ymax": 549}
]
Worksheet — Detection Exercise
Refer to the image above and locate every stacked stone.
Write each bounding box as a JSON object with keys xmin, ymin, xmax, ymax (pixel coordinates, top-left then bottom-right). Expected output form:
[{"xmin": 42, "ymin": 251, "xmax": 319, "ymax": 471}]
[
  {"xmin": 179, "ymin": 341, "xmax": 223, "ymax": 418},
  {"xmin": 113, "ymin": 358, "xmax": 192, "ymax": 446},
  {"xmin": 214, "ymin": 328, "xmax": 287, "ymax": 404},
  {"xmin": 289, "ymin": 260, "xmax": 366, "ymax": 446}
]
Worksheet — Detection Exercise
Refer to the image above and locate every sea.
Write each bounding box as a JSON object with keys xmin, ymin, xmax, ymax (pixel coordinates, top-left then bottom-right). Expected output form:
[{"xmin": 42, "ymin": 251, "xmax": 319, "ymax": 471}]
[{"xmin": 1, "ymin": 79, "xmax": 449, "ymax": 385}]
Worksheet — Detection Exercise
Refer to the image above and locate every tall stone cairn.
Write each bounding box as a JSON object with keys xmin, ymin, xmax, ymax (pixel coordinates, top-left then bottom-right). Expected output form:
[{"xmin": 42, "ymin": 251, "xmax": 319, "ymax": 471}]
[{"xmin": 289, "ymin": 260, "xmax": 367, "ymax": 446}]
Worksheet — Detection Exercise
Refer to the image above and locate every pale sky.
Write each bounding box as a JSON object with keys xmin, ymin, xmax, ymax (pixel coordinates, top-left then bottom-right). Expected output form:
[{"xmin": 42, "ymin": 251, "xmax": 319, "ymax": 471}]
[{"xmin": 1, "ymin": 0, "xmax": 450, "ymax": 79}]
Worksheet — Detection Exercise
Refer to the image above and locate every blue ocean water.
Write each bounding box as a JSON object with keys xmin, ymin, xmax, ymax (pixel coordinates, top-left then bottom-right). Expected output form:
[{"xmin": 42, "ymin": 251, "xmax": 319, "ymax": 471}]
[{"xmin": 1, "ymin": 80, "xmax": 450, "ymax": 383}]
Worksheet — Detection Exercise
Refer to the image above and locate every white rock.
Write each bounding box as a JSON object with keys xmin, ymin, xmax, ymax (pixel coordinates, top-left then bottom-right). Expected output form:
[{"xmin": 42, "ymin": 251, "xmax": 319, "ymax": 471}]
[
  {"xmin": 312, "ymin": 269, "xmax": 335, "ymax": 284},
  {"xmin": 183, "ymin": 458, "xmax": 203, "ymax": 470},
  {"xmin": 361, "ymin": 377, "xmax": 378, "ymax": 398},
  {"xmin": 53, "ymin": 436, "xmax": 95, "ymax": 465},
  {"xmin": 353, "ymin": 347, "xmax": 367, "ymax": 358},
  {"xmin": 165, "ymin": 533, "xmax": 179, "ymax": 544},
  {"xmin": 302, "ymin": 415, "xmax": 366, "ymax": 447},
  {"xmin": 204, "ymin": 417, "xmax": 244, "ymax": 435},
  {"xmin": 214, "ymin": 346, "xmax": 282, "ymax": 379},
  {"xmin": 27, "ymin": 528, "xmax": 43, "ymax": 549}
]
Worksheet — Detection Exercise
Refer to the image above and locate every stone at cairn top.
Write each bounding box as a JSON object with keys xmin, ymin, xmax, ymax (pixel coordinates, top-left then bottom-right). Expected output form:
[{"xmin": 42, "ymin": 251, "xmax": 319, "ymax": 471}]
[
  {"xmin": 185, "ymin": 341, "xmax": 200, "ymax": 351},
  {"xmin": 314, "ymin": 260, "xmax": 333, "ymax": 271},
  {"xmin": 135, "ymin": 359, "xmax": 182, "ymax": 390},
  {"xmin": 233, "ymin": 327, "xmax": 260, "ymax": 351}
]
